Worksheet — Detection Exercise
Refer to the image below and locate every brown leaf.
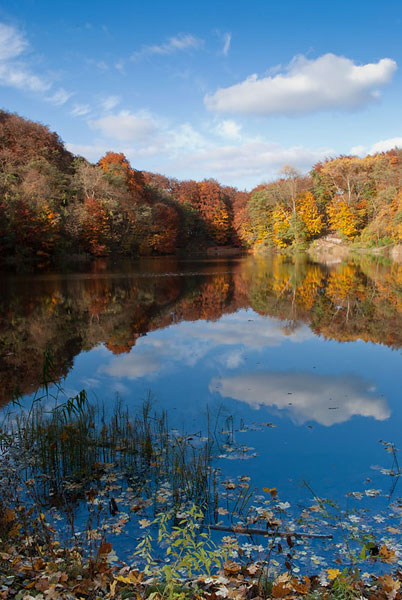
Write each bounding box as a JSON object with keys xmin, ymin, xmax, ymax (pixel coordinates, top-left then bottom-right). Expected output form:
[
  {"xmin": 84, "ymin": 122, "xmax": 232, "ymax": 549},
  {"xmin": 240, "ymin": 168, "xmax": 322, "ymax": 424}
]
[
  {"xmin": 271, "ymin": 582, "xmax": 293, "ymax": 598},
  {"xmin": 379, "ymin": 545, "xmax": 397, "ymax": 563},
  {"xmin": 99, "ymin": 542, "xmax": 113, "ymax": 556}
]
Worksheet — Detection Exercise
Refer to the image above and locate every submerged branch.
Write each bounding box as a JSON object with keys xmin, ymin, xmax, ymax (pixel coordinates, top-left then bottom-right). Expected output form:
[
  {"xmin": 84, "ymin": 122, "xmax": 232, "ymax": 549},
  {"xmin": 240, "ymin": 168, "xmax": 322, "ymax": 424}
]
[{"xmin": 203, "ymin": 524, "xmax": 333, "ymax": 539}]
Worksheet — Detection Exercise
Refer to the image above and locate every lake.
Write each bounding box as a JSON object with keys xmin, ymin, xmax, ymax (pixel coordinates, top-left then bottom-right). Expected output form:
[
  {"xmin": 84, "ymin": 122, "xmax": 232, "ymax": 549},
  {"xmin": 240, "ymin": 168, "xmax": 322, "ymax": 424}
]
[{"xmin": 1, "ymin": 253, "xmax": 402, "ymax": 569}]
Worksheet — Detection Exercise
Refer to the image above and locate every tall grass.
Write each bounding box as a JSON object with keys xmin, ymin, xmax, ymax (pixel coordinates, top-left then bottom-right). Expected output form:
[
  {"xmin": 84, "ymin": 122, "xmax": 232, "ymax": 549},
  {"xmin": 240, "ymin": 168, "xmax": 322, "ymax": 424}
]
[{"xmin": 3, "ymin": 392, "xmax": 219, "ymax": 515}]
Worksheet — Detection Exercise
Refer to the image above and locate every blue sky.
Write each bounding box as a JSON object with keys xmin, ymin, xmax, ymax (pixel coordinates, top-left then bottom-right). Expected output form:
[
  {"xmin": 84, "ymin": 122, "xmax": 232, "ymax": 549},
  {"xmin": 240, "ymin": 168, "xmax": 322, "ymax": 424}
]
[{"xmin": 1, "ymin": 0, "xmax": 402, "ymax": 189}]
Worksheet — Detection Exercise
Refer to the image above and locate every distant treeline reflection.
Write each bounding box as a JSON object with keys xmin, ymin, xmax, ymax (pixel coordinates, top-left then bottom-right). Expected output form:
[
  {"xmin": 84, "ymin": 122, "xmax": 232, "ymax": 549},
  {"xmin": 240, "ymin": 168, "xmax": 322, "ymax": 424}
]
[{"xmin": 1, "ymin": 255, "xmax": 401, "ymax": 405}]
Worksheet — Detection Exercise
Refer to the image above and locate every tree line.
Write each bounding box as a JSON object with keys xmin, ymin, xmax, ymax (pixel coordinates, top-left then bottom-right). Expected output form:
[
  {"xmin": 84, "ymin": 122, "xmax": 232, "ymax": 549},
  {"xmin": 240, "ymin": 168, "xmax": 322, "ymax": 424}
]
[{"xmin": 1, "ymin": 109, "xmax": 401, "ymax": 264}]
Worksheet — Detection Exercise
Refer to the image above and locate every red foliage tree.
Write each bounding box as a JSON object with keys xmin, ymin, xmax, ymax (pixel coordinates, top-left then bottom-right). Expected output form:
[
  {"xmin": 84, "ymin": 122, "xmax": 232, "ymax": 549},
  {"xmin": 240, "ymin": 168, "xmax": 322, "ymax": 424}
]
[
  {"xmin": 198, "ymin": 179, "xmax": 231, "ymax": 244},
  {"xmin": 176, "ymin": 180, "xmax": 201, "ymax": 209}
]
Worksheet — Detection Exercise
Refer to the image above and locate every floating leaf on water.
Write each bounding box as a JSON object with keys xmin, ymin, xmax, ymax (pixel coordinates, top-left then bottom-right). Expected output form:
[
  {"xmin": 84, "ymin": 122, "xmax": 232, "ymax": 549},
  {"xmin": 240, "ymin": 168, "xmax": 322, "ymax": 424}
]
[{"xmin": 262, "ymin": 487, "xmax": 278, "ymax": 497}]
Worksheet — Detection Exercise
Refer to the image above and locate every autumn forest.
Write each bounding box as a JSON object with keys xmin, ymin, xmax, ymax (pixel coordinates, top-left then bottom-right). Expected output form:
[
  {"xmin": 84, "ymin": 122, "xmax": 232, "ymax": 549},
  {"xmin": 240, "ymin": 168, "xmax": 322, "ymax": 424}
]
[{"xmin": 1, "ymin": 109, "xmax": 402, "ymax": 266}]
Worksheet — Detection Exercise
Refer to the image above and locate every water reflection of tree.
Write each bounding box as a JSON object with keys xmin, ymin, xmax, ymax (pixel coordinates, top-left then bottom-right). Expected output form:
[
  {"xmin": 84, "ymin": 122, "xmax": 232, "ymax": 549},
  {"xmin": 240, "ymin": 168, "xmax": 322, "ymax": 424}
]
[
  {"xmin": 244, "ymin": 256, "xmax": 402, "ymax": 348},
  {"xmin": 1, "ymin": 256, "xmax": 401, "ymax": 405}
]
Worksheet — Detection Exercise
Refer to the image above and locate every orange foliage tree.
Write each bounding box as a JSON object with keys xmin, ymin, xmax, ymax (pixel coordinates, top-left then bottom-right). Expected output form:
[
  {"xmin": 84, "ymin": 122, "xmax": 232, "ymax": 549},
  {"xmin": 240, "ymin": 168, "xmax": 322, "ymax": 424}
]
[
  {"xmin": 98, "ymin": 152, "xmax": 145, "ymax": 203},
  {"xmin": 80, "ymin": 196, "xmax": 111, "ymax": 256}
]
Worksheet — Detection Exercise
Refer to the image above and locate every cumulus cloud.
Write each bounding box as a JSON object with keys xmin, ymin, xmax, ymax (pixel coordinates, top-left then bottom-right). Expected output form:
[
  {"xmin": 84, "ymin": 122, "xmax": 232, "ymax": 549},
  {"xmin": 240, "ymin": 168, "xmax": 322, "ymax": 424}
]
[
  {"xmin": 65, "ymin": 142, "xmax": 112, "ymax": 161},
  {"xmin": 66, "ymin": 140, "xmax": 162, "ymax": 162},
  {"xmin": 132, "ymin": 33, "xmax": 203, "ymax": 60},
  {"xmin": 0, "ymin": 22, "xmax": 50, "ymax": 93},
  {"xmin": 370, "ymin": 137, "xmax": 402, "ymax": 153},
  {"xmin": 95, "ymin": 310, "xmax": 313, "ymax": 384},
  {"xmin": 89, "ymin": 110, "xmax": 157, "ymax": 142},
  {"xmin": 211, "ymin": 371, "xmax": 390, "ymax": 426},
  {"xmin": 171, "ymin": 139, "xmax": 333, "ymax": 184},
  {"xmin": 99, "ymin": 352, "xmax": 162, "ymax": 379},
  {"xmin": 351, "ymin": 137, "xmax": 402, "ymax": 157},
  {"xmin": 66, "ymin": 100, "xmax": 332, "ymax": 187},
  {"xmin": 67, "ymin": 117, "xmax": 332, "ymax": 187},
  {"xmin": 214, "ymin": 119, "xmax": 242, "ymax": 140},
  {"xmin": 167, "ymin": 122, "xmax": 208, "ymax": 152},
  {"xmin": 205, "ymin": 53, "xmax": 397, "ymax": 116},
  {"xmin": 181, "ymin": 312, "xmax": 313, "ymax": 349},
  {"xmin": 350, "ymin": 145, "xmax": 367, "ymax": 156}
]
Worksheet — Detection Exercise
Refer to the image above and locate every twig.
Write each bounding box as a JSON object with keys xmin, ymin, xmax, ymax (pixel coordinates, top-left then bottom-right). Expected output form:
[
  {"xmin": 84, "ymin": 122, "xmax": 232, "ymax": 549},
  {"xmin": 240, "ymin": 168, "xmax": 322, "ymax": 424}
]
[{"xmin": 203, "ymin": 524, "xmax": 332, "ymax": 539}]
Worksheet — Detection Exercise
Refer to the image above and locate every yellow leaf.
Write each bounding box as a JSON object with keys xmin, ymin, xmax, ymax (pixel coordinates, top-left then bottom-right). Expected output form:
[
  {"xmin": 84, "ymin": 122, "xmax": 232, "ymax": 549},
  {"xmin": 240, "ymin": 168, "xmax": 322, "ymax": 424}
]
[
  {"xmin": 115, "ymin": 572, "xmax": 142, "ymax": 585},
  {"xmin": 262, "ymin": 487, "xmax": 278, "ymax": 497},
  {"xmin": 327, "ymin": 569, "xmax": 341, "ymax": 580},
  {"xmin": 110, "ymin": 580, "xmax": 117, "ymax": 598}
]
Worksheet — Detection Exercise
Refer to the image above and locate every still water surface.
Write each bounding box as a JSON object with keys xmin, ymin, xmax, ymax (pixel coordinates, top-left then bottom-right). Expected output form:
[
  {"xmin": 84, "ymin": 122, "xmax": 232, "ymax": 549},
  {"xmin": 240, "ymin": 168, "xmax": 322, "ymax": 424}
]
[{"xmin": 1, "ymin": 254, "xmax": 402, "ymax": 511}]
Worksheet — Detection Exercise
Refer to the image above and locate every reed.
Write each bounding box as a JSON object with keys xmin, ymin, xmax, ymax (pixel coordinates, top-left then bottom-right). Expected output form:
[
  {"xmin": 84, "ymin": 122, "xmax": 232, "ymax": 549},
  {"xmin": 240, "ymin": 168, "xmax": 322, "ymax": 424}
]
[{"xmin": 4, "ymin": 392, "xmax": 219, "ymax": 514}]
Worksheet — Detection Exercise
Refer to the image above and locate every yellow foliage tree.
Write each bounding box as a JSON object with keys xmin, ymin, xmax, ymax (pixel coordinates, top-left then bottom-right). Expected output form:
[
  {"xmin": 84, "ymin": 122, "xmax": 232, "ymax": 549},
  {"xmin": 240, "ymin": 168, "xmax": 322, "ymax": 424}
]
[
  {"xmin": 296, "ymin": 192, "xmax": 324, "ymax": 237},
  {"xmin": 272, "ymin": 206, "xmax": 289, "ymax": 248},
  {"xmin": 327, "ymin": 197, "xmax": 358, "ymax": 238}
]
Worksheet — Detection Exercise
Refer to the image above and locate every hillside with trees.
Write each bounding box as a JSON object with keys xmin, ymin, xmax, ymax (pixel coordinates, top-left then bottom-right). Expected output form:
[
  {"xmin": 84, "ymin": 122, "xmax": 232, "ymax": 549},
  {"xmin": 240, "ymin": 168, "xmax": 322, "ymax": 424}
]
[{"xmin": 1, "ymin": 109, "xmax": 402, "ymax": 266}]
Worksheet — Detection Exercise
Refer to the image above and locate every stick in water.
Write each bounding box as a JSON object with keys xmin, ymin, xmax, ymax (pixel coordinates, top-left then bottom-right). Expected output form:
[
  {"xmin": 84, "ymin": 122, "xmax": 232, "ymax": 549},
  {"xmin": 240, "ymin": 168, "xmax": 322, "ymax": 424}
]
[{"xmin": 203, "ymin": 524, "xmax": 332, "ymax": 540}]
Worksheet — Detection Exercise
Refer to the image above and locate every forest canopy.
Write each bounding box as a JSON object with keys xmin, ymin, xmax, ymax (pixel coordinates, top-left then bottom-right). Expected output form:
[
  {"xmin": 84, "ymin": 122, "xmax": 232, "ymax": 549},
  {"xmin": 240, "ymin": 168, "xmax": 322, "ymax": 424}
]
[{"xmin": 0, "ymin": 109, "xmax": 401, "ymax": 264}]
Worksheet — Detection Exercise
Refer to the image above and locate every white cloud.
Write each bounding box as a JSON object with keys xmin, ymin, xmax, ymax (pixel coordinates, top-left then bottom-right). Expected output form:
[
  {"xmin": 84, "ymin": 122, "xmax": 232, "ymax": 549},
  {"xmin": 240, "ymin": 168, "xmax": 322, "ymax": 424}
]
[
  {"xmin": 66, "ymin": 101, "xmax": 332, "ymax": 187},
  {"xmin": 132, "ymin": 33, "xmax": 203, "ymax": 60},
  {"xmin": 222, "ymin": 33, "xmax": 231, "ymax": 56},
  {"xmin": 87, "ymin": 58, "xmax": 108, "ymax": 71},
  {"xmin": 221, "ymin": 349, "xmax": 244, "ymax": 369},
  {"xmin": 99, "ymin": 352, "xmax": 161, "ymax": 379},
  {"xmin": 171, "ymin": 139, "xmax": 333, "ymax": 184},
  {"xmin": 350, "ymin": 137, "xmax": 402, "ymax": 157},
  {"xmin": 46, "ymin": 87, "xmax": 73, "ymax": 106},
  {"xmin": 65, "ymin": 143, "xmax": 111, "ymax": 161},
  {"xmin": 181, "ymin": 312, "xmax": 313, "ymax": 349},
  {"xmin": 66, "ymin": 140, "xmax": 162, "ymax": 162},
  {"xmin": 89, "ymin": 109, "xmax": 157, "ymax": 142},
  {"xmin": 95, "ymin": 310, "xmax": 312, "ymax": 384},
  {"xmin": 70, "ymin": 103, "xmax": 91, "ymax": 117},
  {"xmin": 214, "ymin": 119, "xmax": 242, "ymax": 140},
  {"xmin": 350, "ymin": 145, "xmax": 366, "ymax": 156},
  {"xmin": 136, "ymin": 145, "xmax": 162, "ymax": 157},
  {"xmin": 370, "ymin": 137, "xmax": 402, "ymax": 153},
  {"xmin": 0, "ymin": 22, "xmax": 27, "ymax": 60},
  {"xmin": 0, "ymin": 22, "xmax": 50, "ymax": 93},
  {"xmin": 212, "ymin": 371, "xmax": 390, "ymax": 426},
  {"xmin": 0, "ymin": 63, "xmax": 50, "ymax": 92},
  {"xmin": 101, "ymin": 95, "xmax": 120, "ymax": 111},
  {"xmin": 205, "ymin": 53, "xmax": 397, "ymax": 116},
  {"xmin": 167, "ymin": 122, "xmax": 208, "ymax": 152},
  {"xmin": 68, "ymin": 119, "xmax": 332, "ymax": 187}
]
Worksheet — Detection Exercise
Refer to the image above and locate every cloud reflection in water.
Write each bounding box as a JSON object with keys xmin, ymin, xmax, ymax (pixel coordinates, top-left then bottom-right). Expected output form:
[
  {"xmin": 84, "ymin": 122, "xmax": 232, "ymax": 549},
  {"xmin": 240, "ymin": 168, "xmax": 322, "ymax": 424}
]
[{"xmin": 210, "ymin": 372, "xmax": 390, "ymax": 426}]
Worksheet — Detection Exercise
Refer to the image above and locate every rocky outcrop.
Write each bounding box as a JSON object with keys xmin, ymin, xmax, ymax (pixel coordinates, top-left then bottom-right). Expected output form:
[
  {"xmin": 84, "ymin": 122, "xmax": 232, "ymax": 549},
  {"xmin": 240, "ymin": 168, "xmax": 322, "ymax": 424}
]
[
  {"xmin": 308, "ymin": 236, "xmax": 350, "ymax": 265},
  {"xmin": 391, "ymin": 245, "xmax": 402, "ymax": 263}
]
